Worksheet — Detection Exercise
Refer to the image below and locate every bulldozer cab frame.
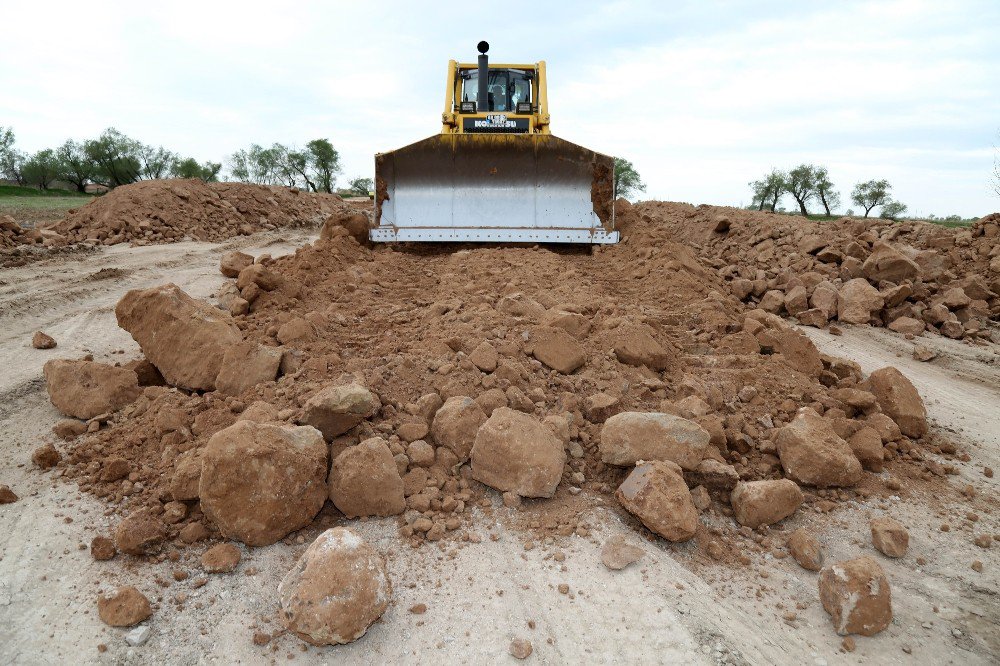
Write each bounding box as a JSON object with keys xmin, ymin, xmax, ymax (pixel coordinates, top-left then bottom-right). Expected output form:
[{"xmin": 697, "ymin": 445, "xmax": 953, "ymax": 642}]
[{"xmin": 371, "ymin": 42, "xmax": 617, "ymax": 245}]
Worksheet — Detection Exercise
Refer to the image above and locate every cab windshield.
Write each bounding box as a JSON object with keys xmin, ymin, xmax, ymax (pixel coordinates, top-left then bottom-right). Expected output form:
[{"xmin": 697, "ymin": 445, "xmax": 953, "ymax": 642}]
[{"xmin": 460, "ymin": 68, "xmax": 532, "ymax": 112}]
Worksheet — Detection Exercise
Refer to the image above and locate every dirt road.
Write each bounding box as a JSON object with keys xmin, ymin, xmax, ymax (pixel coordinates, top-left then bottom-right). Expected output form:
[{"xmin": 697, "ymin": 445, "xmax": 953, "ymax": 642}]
[{"xmin": 1, "ymin": 234, "xmax": 997, "ymax": 664}]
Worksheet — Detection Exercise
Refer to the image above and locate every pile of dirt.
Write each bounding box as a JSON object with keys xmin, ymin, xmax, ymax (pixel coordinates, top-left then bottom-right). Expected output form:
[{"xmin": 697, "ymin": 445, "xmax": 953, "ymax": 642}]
[
  {"xmin": 621, "ymin": 201, "xmax": 1000, "ymax": 343},
  {"xmin": 40, "ymin": 179, "xmax": 352, "ymax": 246},
  {"xmin": 28, "ymin": 208, "xmax": 978, "ymax": 644}
]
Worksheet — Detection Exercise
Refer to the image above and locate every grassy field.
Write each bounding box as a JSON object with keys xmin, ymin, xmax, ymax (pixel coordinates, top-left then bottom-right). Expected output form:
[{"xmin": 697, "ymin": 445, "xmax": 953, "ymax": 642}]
[{"xmin": 0, "ymin": 186, "xmax": 94, "ymax": 228}]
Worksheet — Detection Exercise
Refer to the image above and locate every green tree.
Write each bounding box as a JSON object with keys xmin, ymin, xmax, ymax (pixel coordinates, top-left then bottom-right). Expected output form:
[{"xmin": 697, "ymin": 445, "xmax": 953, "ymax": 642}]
[
  {"xmin": 785, "ymin": 164, "xmax": 818, "ymax": 215},
  {"xmin": 0, "ymin": 126, "xmax": 27, "ymax": 186},
  {"xmin": 171, "ymin": 157, "xmax": 221, "ymax": 181},
  {"xmin": 85, "ymin": 128, "xmax": 142, "ymax": 187},
  {"xmin": 55, "ymin": 140, "xmax": 96, "ymax": 192},
  {"xmin": 348, "ymin": 177, "xmax": 373, "ymax": 196},
  {"xmin": 813, "ymin": 167, "xmax": 841, "ymax": 216},
  {"xmin": 749, "ymin": 169, "xmax": 786, "ymax": 211},
  {"xmin": 306, "ymin": 139, "xmax": 340, "ymax": 193},
  {"xmin": 880, "ymin": 200, "xmax": 907, "ymax": 220},
  {"xmin": 613, "ymin": 157, "xmax": 645, "ymax": 200},
  {"xmin": 21, "ymin": 149, "xmax": 62, "ymax": 189},
  {"xmin": 850, "ymin": 179, "xmax": 892, "ymax": 218}
]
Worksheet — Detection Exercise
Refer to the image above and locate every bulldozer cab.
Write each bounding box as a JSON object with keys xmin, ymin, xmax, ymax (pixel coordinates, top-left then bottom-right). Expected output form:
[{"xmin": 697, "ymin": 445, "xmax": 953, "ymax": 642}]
[{"xmin": 371, "ymin": 42, "xmax": 617, "ymax": 244}]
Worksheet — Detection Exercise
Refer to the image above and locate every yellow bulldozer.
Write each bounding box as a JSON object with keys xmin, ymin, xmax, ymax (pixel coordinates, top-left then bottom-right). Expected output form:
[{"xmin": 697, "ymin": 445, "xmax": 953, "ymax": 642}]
[{"xmin": 371, "ymin": 41, "xmax": 617, "ymax": 244}]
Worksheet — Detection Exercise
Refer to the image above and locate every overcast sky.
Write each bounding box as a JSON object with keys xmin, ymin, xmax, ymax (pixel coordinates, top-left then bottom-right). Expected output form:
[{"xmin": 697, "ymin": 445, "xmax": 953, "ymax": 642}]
[{"xmin": 3, "ymin": 0, "xmax": 998, "ymax": 217}]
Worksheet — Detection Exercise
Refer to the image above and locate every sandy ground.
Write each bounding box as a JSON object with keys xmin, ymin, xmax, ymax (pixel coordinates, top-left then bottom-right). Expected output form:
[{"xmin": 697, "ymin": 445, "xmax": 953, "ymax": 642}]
[{"xmin": 0, "ymin": 234, "xmax": 997, "ymax": 665}]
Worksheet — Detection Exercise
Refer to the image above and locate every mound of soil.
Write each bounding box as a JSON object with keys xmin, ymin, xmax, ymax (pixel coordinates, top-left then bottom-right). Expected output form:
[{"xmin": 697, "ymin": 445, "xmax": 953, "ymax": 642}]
[{"xmin": 44, "ymin": 179, "xmax": 352, "ymax": 246}]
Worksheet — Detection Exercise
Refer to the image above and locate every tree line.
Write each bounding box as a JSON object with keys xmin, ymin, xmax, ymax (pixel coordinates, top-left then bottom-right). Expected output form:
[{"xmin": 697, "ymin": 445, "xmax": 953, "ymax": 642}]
[
  {"xmin": 749, "ymin": 164, "xmax": 907, "ymax": 219},
  {"xmin": 0, "ymin": 126, "xmax": 374, "ymax": 196}
]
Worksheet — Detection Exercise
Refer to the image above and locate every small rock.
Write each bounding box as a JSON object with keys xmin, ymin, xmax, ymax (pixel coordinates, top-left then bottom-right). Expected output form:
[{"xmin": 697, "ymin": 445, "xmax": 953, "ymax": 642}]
[
  {"xmin": 730, "ymin": 479, "xmax": 803, "ymax": 528},
  {"xmin": 202, "ymin": 543, "xmax": 242, "ymax": 573},
  {"xmin": 616, "ymin": 460, "xmax": 698, "ymax": 542},
  {"xmin": 870, "ymin": 517, "xmax": 909, "ymax": 558},
  {"xmin": 787, "ymin": 529, "xmax": 824, "ymax": 571},
  {"xmin": 509, "ymin": 638, "xmax": 533, "ymax": 660},
  {"xmin": 819, "ymin": 556, "xmax": 892, "ymax": 636},
  {"xmin": 32, "ymin": 331, "xmax": 57, "ymax": 349},
  {"xmin": 278, "ymin": 527, "xmax": 391, "ymax": 645},
  {"xmin": 97, "ymin": 586, "xmax": 152, "ymax": 627},
  {"xmin": 600, "ymin": 535, "xmax": 645, "ymax": 570},
  {"xmin": 124, "ymin": 625, "xmax": 152, "ymax": 647}
]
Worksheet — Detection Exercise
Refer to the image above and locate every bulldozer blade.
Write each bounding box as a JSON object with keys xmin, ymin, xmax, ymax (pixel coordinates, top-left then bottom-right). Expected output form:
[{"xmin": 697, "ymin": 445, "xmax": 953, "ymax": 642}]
[{"xmin": 372, "ymin": 133, "xmax": 616, "ymax": 244}]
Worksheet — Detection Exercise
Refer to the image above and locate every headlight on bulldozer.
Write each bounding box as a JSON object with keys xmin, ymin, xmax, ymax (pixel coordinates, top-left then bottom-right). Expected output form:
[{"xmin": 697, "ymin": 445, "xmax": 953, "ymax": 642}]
[
  {"xmin": 516, "ymin": 102, "xmax": 532, "ymax": 114},
  {"xmin": 460, "ymin": 101, "xmax": 477, "ymax": 113}
]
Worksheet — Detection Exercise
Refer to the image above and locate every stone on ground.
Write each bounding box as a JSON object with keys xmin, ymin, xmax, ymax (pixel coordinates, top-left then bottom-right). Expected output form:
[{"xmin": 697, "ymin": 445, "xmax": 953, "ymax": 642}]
[
  {"xmin": 730, "ymin": 479, "xmax": 803, "ymax": 528},
  {"xmin": 115, "ymin": 283, "xmax": 243, "ymax": 391},
  {"xmin": 616, "ymin": 460, "xmax": 699, "ymax": 542},
  {"xmin": 299, "ymin": 382, "xmax": 381, "ymax": 440},
  {"xmin": 278, "ymin": 527, "xmax": 391, "ymax": 646},
  {"xmin": 32, "ymin": 331, "xmax": 57, "ymax": 349},
  {"xmin": 599, "ymin": 412, "xmax": 709, "ymax": 470},
  {"xmin": 97, "ymin": 586, "xmax": 152, "ymax": 627},
  {"xmin": 199, "ymin": 421, "xmax": 328, "ymax": 546},
  {"xmin": 471, "ymin": 407, "xmax": 566, "ymax": 498},
  {"xmin": 215, "ymin": 341, "xmax": 282, "ymax": 396},
  {"xmin": 819, "ymin": 556, "xmax": 893, "ymax": 636},
  {"xmin": 788, "ymin": 529, "xmax": 824, "ymax": 571},
  {"xmin": 430, "ymin": 396, "xmax": 487, "ymax": 462},
  {"xmin": 600, "ymin": 534, "xmax": 645, "ymax": 570},
  {"xmin": 866, "ymin": 367, "xmax": 928, "ymax": 438},
  {"xmin": 776, "ymin": 409, "xmax": 862, "ymax": 487},
  {"xmin": 202, "ymin": 543, "xmax": 242, "ymax": 573},
  {"xmin": 870, "ymin": 517, "xmax": 909, "ymax": 558},
  {"xmin": 329, "ymin": 437, "xmax": 405, "ymax": 518},
  {"xmin": 530, "ymin": 326, "xmax": 586, "ymax": 373},
  {"xmin": 43, "ymin": 359, "xmax": 140, "ymax": 420}
]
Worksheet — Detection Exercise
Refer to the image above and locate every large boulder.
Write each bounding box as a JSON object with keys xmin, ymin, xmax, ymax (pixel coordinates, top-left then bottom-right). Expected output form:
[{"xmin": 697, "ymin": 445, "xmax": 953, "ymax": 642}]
[
  {"xmin": 279, "ymin": 528, "xmax": 391, "ymax": 645},
  {"xmin": 431, "ymin": 396, "xmax": 487, "ymax": 462},
  {"xmin": 861, "ymin": 242, "xmax": 920, "ymax": 283},
  {"xmin": 599, "ymin": 412, "xmax": 709, "ymax": 470},
  {"xmin": 115, "ymin": 283, "xmax": 242, "ymax": 391},
  {"xmin": 837, "ymin": 278, "xmax": 884, "ymax": 325},
  {"xmin": 819, "ymin": 556, "xmax": 892, "ymax": 636},
  {"xmin": 328, "ymin": 438, "xmax": 405, "ymax": 518},
  {"xmin": 530, "ymin": 326, "xmax": 585, "ymax": 373},
  {"xmin": 616, "ymin": 461, "xmax": 698, "ymax": 542},
  {"xmin": 776, "ymin": 409, "xmax": 862, "ymax": 487},
  {"xmin": 199, "ymin": 421, "xmax": 328, "ymax": 546},
  {"xmin": 299, "ymin": 383, "xmax": 381, "ymax": 440},
  {"xmin": 42, "ymin": 360, "xmax": 140, "ymax": 419},
  {"xmin": 730, "ymin": 479, "xmax": 803, "ymax": 528},
  {"xmin": 866, "ymin": 367, "xmax": 927, "ymax": 438},
  {"xmin": 613, "ymin": 323, "xmax": 674, "ymax": 370},
  {"xmin": 470, "ymin": 408, "xmax": 565, "ymax": 498},
  {"xmin": 215, "ymin": 342, "xmax": 282, "ymax": 396}
]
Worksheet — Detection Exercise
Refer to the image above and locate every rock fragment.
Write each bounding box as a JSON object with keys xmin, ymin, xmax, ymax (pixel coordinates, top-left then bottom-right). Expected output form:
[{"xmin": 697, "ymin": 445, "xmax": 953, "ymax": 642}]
[
  {"xmin": 787, "ymin": 529, "xmax": 823, "ymax": 571},
  {"xmin": 471, "ymin": 408, "xmax": 566, "ymax": 498},
  {"xmin": 616, "ymin": 460, "xmax": 699, "ymax": 542},
  {"xmin": 730, "ymin": 479, "xmax": 803, "ymax": 528},
  {"xmin": 43, "ymin": 360, "xmax": 140, "ymax": 420},
  {"xmin": 278, "ymin": 527, "xmax": 391, "ymax": 645},
  {"xmin": 600, "ymin": 535, "xmax": 645, "ymax": 570},
  {"xmin": 97, "ymin": 586, "xmax": 152, "ymax": 627},
  {"xmin": 431, "ymin": 396, "xmax": 486, "ymax": 462},
  {"xmin": 199, "ymin": 421, "xmax": 328, "ymax": 546},
  {"xmin": 329, "ymin": 438, "xmax": 405, "ymax": 518},
  {"xmin": 870, "ymin": 517, "xmax": 909, "ymax": 558},
  {"xmin": 819, "ymin": 556, "xmax": 892, "ymax": 636},
  {"xmin": 300, "ymin": 383, "xmax": 380, "ymax": 440},
  {"xmin": 600, "ymin": 412, "xmax": 709, "ymax": 470}
]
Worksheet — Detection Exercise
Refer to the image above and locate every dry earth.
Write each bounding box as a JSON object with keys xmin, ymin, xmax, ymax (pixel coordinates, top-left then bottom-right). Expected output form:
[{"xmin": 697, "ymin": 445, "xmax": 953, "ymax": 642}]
[{"xmin": 0, "ymin": 230, "xmax": 997, "ymax": 665}]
